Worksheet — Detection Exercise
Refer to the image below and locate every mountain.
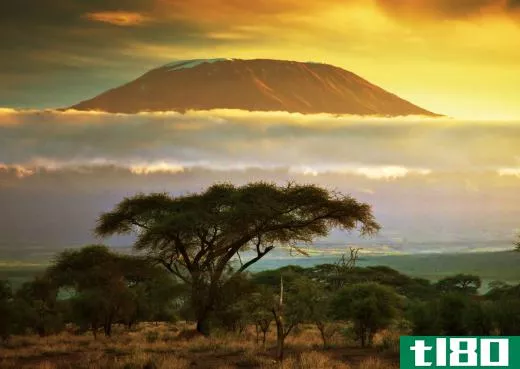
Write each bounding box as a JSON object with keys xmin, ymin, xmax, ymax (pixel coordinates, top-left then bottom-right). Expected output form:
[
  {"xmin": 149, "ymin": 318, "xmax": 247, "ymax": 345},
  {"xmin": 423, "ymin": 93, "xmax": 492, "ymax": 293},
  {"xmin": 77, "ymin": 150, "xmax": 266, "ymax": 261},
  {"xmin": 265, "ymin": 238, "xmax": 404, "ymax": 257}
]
[{"xmin": 70, "ymin": 58, "xmax": 438, "ymax": 116}]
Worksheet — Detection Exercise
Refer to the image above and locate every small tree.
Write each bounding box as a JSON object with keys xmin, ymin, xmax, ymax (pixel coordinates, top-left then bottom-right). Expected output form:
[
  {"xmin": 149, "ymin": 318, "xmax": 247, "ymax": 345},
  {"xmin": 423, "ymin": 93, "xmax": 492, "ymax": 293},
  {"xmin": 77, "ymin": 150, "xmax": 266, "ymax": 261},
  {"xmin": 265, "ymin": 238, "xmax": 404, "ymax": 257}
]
[
  {"xmin": 269, "ymin": 275, "xmax": 339, "ymax": 360},
  {"xmin": 48, "ymin": 245, "xmax": 170, "ymax": 337},
  {"xmin": 95, "ymin": 182, "xmax": 379, "ymax": 335},
  {"xmin": 242, "ymin": 285, "xmax": 274, "ymax": 348},
  {"xmin": 435, "ymin": 274, "xmax": 481, "ymax": 295},
  {"xmin": 271, "ymin": 276, "xmax": 308, "ymax": 361},
  {"xmin": 14, "ymin": 277, "xmax": 64, "ymax": 337},
  {"xmin": 292, "ymin": 277, "xmax": 338, "ymax": 349},
  {"xmin": 332, "ymin": 283, "xmax": 401, "ymax": 347}
]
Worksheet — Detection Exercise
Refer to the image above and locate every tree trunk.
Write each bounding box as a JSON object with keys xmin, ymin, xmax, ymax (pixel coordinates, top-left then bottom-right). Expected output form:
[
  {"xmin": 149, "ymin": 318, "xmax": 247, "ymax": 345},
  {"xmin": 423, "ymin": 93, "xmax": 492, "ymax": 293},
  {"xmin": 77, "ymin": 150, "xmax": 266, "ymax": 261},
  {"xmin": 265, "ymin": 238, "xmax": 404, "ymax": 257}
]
[
  {"xmin": 91, "ymin": 322, "xmax": 98, "ymax": 339},
  {"xmin": 192, "ymin": 278, "xmax": 215, "ymax": 336},
  {"xmin": 104, "ymin": 317, "xmax": 112, "ymax": 337},
  {"xmin": 276, "ymin": 330, "xmax": 285, "ymax": 361},
  {"xmin": 36, "ymin": 326, "xmax": 45, "ymax": 337},
  {"xmin": 196, "ymin": 313, "xmax": 211, "ymax": 336},
  {"xmin": 273, "ymin": 312, "xmax": 285, "ymax": 361},
  {"xmin": 360, "ymin": 327, "xmax": 366, "ymax": 348},
  {"xmin": 258, "ymin": 319, "xmax": 270, "ymax": 349},
  {"xmin": 368, "ymin": 331, "xmax": 374, "ymax": 347},
  {"xmin": 239, "ymin": 322, "xmax": 246, "ymax": 335},
  {"xmin": 319, "ymin": 328, "xmax": 328, "ymax": 349}
]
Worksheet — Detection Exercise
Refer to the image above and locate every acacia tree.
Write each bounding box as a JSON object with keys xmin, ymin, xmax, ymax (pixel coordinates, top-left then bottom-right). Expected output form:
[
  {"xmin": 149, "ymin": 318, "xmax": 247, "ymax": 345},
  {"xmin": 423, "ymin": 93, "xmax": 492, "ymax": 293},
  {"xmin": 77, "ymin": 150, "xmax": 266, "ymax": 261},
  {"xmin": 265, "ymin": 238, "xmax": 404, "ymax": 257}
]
[
  {"xmin": 435, "ymin": 274, "xmax": 481, "ymax": 295},
  {"xmin": 249, "ymin": 287, "xmax": 274, "ymax": 348},
  {"xmin": 272, "ymin": 276, "xmax": 306, "ymax": 362},
  {"xmin": 48, "ymin": 245, "xmax": 168, "ymax": 337},
  {"xmin": 292, "ymin": 277, "xmax": 339, "ymax": 349},
  {"xmin": 332, "ymin": 283, "xmax": 401, "ymax": 347},
  {"xmin": 95, "ymin": 182, "xmax": 379, "ymax": 335}
]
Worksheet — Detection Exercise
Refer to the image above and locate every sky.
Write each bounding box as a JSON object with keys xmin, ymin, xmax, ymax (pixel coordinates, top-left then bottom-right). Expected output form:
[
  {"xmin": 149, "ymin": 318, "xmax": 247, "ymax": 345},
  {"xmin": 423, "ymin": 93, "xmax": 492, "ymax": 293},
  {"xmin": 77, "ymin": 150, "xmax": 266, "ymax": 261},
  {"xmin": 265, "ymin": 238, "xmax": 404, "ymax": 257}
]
[
  {"xmin": 1, "ymin": 1, "xmax": 520, "ymax": 258},
  {"xmin": 2, "ymin": 0, "xmax": 520, "ymax": 118}
]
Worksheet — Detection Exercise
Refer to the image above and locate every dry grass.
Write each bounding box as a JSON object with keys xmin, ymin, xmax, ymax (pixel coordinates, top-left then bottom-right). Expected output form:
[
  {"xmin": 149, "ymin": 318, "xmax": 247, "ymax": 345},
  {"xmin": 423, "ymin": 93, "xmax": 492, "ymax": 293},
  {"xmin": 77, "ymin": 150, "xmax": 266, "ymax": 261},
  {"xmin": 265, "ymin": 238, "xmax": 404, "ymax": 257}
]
[
  {"xmin": 281, "ymin": 351, "xmax": 352, "ymax": 369},
  {"xmin": 0, "ymin": 323, "xmax": 398, "ymax": 369}
]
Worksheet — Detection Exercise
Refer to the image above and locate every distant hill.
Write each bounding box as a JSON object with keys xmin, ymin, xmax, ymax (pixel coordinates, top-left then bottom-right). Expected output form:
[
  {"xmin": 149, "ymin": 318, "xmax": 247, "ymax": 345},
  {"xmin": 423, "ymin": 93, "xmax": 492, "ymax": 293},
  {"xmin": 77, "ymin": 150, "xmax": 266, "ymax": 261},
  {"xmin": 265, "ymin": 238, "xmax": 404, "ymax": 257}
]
[{"xmin": 70, "ymin": 58, "xmax": 438, "ymax": 116}]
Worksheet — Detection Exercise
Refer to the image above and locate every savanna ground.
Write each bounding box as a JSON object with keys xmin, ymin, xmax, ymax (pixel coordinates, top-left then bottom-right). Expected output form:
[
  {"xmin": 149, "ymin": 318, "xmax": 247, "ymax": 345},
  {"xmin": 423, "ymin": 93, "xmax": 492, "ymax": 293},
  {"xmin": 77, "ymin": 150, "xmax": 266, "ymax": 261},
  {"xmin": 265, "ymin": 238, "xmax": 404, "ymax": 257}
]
[{"xmin": 0, "ymin": 322, "xmax": 399, "ymax": 369}]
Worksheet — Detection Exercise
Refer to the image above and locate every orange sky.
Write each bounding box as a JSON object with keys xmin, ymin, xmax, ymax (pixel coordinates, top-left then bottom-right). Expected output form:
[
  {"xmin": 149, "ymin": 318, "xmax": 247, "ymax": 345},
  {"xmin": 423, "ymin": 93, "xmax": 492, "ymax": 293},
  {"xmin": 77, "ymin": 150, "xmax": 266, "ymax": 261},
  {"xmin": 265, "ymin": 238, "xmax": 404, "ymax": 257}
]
[
  {"xmin": 162, "ymin": 1, "xmax": 520, "ymax": 119},
  {"xmin": 2, "ymin": 0, "xmax": 520, "ymax": 119}
]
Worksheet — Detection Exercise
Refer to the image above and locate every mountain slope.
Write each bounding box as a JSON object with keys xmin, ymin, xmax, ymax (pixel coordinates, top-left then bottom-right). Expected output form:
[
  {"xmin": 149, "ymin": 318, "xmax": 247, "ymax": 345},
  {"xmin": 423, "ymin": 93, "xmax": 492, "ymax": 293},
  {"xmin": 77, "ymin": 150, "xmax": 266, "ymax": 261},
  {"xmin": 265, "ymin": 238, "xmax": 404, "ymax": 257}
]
[{"xmin": 70, "ymin": 59, "xmax": 438, "ymax": 116}]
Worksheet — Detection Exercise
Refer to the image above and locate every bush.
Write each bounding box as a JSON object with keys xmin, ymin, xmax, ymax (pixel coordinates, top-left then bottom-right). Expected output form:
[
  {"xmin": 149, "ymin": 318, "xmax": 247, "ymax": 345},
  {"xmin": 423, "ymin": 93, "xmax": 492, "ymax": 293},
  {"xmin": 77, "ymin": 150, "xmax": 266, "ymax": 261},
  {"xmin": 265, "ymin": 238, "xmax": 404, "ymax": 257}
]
[
  {"xmin": 145, "ymin": 331, "xmax": 160, "ymax": 343},
  {"xmin": 332, "ymin": 283, "xmax": 401, "ymax": 347}
]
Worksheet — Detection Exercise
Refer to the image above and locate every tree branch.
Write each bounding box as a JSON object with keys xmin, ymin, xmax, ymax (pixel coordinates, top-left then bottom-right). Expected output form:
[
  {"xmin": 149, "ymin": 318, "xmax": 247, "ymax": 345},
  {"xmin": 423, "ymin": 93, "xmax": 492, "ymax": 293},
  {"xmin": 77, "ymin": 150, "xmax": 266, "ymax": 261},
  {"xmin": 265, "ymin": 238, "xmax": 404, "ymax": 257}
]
[
  {"xmin": 174, "ymin": 235, "xmax": 193, "ymax": 272},
  {"xmin": 236, "ymin": 243, "xmax": 274, "ymax": 273},
  {"xmin": 130, "ymin": 219, "xmax": 151, "ymax": 231},
  {"xmin": 284, "ymin": 322, "xmax": 297, "ymax": 338},
  {"xmin": 237, "ymin": 251, "xmax": 244, "ymax": 268}
]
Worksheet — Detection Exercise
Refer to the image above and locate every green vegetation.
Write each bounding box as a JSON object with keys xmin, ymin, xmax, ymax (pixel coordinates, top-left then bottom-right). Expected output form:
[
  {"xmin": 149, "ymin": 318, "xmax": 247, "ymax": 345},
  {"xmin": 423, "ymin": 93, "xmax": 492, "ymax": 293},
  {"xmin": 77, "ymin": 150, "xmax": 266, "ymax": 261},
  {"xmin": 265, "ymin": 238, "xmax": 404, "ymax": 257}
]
[{"xmin": 2, "ymin": 244, "xmax": 520, "ymax": 367}]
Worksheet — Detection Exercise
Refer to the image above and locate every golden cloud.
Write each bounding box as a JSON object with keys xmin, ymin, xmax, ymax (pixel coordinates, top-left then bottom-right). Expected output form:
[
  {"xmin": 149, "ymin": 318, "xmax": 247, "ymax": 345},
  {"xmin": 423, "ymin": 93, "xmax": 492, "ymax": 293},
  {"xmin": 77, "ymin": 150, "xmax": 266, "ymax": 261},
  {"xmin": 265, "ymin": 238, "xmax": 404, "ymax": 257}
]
[
  {"xmin": 499, "ymin": 168, "xmax": 520, "ymax": 177},
  {"xmin": 83, "ymin": 11, "xmax": 153, "ymax": 26}
]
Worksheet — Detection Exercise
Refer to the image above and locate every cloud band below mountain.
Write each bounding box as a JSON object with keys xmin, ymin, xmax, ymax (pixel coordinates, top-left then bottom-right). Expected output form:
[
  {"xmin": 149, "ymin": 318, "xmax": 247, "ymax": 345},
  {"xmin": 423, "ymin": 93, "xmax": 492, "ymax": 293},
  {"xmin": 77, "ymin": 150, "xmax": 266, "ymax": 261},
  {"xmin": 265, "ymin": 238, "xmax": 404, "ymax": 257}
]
[{"xmin": 1, "ymin": 109, "xmax": 519, "ymax": 177}]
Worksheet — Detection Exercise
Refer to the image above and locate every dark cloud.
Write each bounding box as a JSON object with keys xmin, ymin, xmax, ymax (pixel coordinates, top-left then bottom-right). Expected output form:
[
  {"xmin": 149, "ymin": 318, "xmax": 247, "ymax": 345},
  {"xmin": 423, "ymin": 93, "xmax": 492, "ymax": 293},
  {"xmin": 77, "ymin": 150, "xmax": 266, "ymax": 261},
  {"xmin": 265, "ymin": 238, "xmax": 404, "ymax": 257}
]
[
  {"xmin": 508, "ymin": 0, "xmax": 520, "ymax": 8},
  {"xmin": 0, "ymin": 1, "xmax": 244, "ymax": 107},
  {"xmin": 0, "ymin": 0, "xmax": 153, "ymax": 24}
]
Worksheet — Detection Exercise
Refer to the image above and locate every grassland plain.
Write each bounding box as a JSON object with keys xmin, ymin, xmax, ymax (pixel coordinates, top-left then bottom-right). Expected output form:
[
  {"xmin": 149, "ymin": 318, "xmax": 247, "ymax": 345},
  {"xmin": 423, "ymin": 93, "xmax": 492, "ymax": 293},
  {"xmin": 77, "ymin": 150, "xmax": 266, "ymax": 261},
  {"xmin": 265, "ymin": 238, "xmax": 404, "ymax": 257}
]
[
  {"xmin": 2, "ymin": 251, "xmax": 519, "ymax": 290},
  {"xmin": 1, "ymin": 251, "xmax": 518, "ymax": 368},
  {"xmin": 0, "ymin": 322, "xmax": 399, "ymax": 369}
]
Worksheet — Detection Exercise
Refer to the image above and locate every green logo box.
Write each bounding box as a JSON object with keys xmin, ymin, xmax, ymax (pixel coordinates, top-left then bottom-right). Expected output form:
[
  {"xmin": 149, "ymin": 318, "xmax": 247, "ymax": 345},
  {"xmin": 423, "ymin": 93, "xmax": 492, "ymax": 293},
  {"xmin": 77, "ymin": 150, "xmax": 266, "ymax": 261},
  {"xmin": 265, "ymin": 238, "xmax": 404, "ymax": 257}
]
[{"xmin": 400, "ymin": 336, "xmax": 520, "ymax": 368}]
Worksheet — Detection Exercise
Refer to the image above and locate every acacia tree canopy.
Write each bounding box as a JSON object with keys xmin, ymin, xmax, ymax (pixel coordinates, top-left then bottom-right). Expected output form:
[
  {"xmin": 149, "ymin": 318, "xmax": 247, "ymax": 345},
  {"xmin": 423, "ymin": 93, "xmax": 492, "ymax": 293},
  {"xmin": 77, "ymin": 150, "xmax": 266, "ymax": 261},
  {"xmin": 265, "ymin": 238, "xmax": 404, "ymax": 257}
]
[
  {"xmin": 95, "ymin": 182, "xmax": 380, "ymax": 334},
  {"xmin": 48, "ymin": 245, "xmax": 176, "ymax": 336},
  {"xmin": 435, "ymin": 274, "xmax": 482, "ymax": 295}
]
